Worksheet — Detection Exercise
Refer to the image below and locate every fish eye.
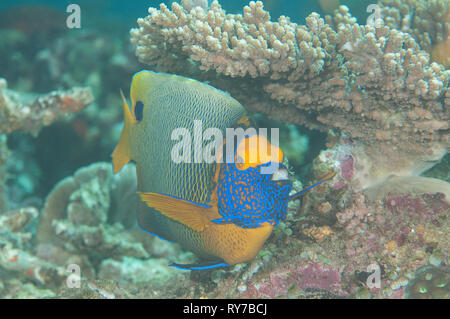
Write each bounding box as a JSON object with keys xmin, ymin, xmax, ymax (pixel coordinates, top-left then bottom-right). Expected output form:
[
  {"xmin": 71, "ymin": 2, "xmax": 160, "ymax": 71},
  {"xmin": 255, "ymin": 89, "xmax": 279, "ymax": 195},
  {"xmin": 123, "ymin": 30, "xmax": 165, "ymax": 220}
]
[
  {"xmin": 271, "ymin": 167, "xmax": 289, "ymax": 182},
  {"xmin": 134, "ymin": 101, "xmax": 144, "ymax": 121}
]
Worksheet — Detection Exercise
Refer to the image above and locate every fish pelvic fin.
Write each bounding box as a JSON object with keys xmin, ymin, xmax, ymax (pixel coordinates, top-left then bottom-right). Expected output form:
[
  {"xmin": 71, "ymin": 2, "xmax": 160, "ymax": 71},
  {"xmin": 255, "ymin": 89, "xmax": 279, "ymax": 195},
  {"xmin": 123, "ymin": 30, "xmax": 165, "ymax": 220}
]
[
  {"xmin": 170, "ymin": 261, "xmax": 229, "ymax": 270},
  {"xmin": 137, "ymin": 192, "xmax": 221, "ymax": 232},
  {"xmin": 112, "ymin": 90, "xmax": 135, "ymax": 174}
]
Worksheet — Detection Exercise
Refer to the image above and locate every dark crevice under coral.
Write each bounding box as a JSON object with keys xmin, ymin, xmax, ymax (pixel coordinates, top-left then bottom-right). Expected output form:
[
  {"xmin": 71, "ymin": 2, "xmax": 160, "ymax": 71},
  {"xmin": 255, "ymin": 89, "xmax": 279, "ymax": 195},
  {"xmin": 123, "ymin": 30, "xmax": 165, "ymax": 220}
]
[
  {"xmin": 423, "ymin": 153, "xmax": 450, "ymax": 182},
  {"xmin": 253, "ymin": 113, "xmax": 328, "ymax": 181}
]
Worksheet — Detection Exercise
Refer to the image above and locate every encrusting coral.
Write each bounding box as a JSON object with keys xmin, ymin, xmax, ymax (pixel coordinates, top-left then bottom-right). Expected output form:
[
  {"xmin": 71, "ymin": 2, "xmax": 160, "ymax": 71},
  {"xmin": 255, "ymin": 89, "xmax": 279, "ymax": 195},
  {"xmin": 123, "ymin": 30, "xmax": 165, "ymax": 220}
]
[
  {"xmin": 0, "ymin": 77, "xmax": 93, "ymax": 213},
  {"xmin": 130, "ymin": 0, "xmax": 449, "ymax": 189},
  {"xmin": 0, "ymin": 136, "xmax": 9, "ymax": 212},
  {"xmin": 34, "ymin": 162, "xmax": 187, "ymax": 286},
  {"xmin": 36, "ymin": 162, "xmax": 146, "ymax": 259},
  {"xmin": 0, "ymin": 161, "xmax": 189, "ymax": 297},
  {"xmin": 0, "ymin": 77, "xmax": 93, "ymax": 136},
  {"xmin": 0, "ymin": 206, "xmax": 67, "ymax": 292},
  {"xmin": 405, "ymin": 265, "xmax": 449, "ymax": 299}
]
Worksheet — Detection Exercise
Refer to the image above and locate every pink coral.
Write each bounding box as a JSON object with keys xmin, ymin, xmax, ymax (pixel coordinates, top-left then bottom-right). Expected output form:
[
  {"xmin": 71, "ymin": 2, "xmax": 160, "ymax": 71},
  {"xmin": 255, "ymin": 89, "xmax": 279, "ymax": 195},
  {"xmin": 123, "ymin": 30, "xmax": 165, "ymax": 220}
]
[
  {"xmin": 336, "ymin": 192, "xmax": 449, "ymax": 280},
  {"xmin": 339, "ymin": 156, "xmax": 354, "ymax": 183},
  {"xmin": 241, "ymin": 259, "xmax": 348, "ymax": 298}
]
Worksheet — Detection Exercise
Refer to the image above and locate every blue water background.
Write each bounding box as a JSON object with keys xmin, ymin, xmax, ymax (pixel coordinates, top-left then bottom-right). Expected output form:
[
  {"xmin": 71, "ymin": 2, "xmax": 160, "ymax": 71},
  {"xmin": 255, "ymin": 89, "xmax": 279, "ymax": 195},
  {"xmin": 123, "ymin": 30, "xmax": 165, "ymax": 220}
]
[{"xmin": 0, "ymin": 0, "xmax": 374, "ymax": 31}]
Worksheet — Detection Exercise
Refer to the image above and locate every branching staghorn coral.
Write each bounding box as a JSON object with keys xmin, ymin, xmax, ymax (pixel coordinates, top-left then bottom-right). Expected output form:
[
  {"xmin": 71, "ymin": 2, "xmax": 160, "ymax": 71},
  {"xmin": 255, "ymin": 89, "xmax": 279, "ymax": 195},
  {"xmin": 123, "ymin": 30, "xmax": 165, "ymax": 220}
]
[
  {"xmin": 130, "ymin": 1, "xmax": 449, "ymax": 189},
  {"xmin": 379, "ymin": 0, "xmax": 449, "ymax": 57},
  {"xmin": 0, "ymin": 77, "xmax": 93, "ymax": 136}
]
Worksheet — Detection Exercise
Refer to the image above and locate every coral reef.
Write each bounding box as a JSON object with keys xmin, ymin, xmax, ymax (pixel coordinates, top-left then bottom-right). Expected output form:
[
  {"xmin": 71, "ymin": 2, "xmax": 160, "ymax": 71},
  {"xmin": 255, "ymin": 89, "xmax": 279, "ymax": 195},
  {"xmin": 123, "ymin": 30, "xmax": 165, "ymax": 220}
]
[
  {"xmin": 34, "ymin": 162, "xmax": 188, "ymax": 287},
  {"xmin": 0, "ymin": 76, "xmax": 93, "ymax": 211},
  {"xmin": 1, "ymin": 159, "xmax": 448, "ymax": 298},
  {"xmin": 405, "ymin": 265, "xmax": 449, "ymax": 299},
  {"xmin": 36, "ymin": 163, "xmax": 145, "ymax": 259},
  {"xmin": 0, "ymin": 25, "xmax": 142, "ymax": 207},
  {"xmin": 299, "ymin": 137, "xmax": 450, "ymax": 205},
  {"xmin": 0, "ymin": 162, "xmax": 189, "ymax": 297},
  {"xmin": 0, "ymin": 136, "xmax": 9, "ymax": 212},
  {"xmin": 380, "ymin": 0, "xmax": 450, "ymax": 68},
  {"xmin": 57, "ymin": 279, "xmax": 131, "ymax": 299},
  {"xmin": 0, "ymin": 206, "xmax": 68, "ymax": 293},
  {"xmin": 0, "ymin": 25, "xmax": 139, "ymax": 206},
  {"xmin": 379, "ymin": 0, "xmax": 449, "ymax": 55},
  {"xmin": 294, "ymin": 144, "xmax": 450, "ymax": 297},
  {"xmin": 302, "ymin": 225, "xmax": 335, "ymax": 242},
  {"xmin": 242, "ymin": 189, "xmax": 449, "ymax": 299},
  {"xmin": 423, "ymin": 154, "xmax": 450, "ymax": 182},
  {"xmin": 335, "ymin": 192, "xmax": 449, "ymax": 273},
  {"xmin": 0, "ymin": 78, "xmax": 93, "ymax": 136},
  {"xmin": 130, "ymin": 0, "xmax": 449, "ymax": 189},
  {"xmin": 1, "ymin": 0, "xmax": 448, "ymax": 300}
]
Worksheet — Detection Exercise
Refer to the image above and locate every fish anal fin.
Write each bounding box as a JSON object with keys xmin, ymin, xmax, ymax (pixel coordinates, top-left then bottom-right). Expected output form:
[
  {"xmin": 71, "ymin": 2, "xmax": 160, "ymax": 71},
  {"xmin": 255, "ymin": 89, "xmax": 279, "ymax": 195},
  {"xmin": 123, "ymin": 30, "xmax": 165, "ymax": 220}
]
[
  {"xmin": 170, "ymin": 261, "xmax": 229, "ymax": 270},
  {"xmin": 138, "ymin": 192, "xmax": 220, "ymax": 232}
]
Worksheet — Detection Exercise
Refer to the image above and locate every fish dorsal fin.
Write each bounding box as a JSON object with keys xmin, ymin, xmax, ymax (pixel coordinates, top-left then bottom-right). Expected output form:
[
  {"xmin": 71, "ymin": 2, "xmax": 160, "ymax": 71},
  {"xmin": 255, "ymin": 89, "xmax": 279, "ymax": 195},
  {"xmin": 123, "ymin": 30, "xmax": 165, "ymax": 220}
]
[
  {"xmin": 138, "ymin": 192, "xmax": 220, "ymax": 232},
  {"xmin": 112, "ymin": 90, "xmax": 135, "ymax": 173}
]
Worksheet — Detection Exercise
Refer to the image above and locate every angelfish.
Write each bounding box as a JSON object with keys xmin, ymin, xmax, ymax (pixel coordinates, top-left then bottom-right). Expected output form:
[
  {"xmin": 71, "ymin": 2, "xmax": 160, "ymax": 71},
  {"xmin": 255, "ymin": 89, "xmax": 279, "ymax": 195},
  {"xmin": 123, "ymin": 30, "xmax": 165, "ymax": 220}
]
[{"xmin": 112, "ymin": 71, "xmax": 334, "ymax": 270}]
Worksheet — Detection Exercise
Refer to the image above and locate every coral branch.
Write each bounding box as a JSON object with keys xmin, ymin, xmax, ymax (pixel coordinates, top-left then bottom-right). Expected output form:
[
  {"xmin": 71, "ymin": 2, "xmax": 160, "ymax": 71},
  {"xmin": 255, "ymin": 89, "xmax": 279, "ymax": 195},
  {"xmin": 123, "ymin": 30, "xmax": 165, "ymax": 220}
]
[
  {"xmin": 0, "ymin": 78, "xmax": 94, "ymax": 136},
  {"xmin": 130, "ymin": 1, "xmax": 449, "ymax": 189}
]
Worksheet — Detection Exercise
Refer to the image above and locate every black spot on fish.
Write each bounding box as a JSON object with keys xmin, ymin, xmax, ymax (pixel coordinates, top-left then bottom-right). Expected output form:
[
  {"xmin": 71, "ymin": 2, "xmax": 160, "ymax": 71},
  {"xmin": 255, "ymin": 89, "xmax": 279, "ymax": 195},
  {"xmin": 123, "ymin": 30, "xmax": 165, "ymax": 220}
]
[{"xmin": 135, "ymin": 101, "xmax": 144, "ymax": 121}]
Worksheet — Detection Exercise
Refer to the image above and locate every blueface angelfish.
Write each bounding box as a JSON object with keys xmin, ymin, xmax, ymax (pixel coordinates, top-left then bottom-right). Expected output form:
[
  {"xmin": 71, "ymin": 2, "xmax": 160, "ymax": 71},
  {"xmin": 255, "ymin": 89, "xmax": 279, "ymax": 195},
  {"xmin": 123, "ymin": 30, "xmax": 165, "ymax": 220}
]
[{"xmin": 112, "ymin": 71, "xmax": 334, "ymax": 270}]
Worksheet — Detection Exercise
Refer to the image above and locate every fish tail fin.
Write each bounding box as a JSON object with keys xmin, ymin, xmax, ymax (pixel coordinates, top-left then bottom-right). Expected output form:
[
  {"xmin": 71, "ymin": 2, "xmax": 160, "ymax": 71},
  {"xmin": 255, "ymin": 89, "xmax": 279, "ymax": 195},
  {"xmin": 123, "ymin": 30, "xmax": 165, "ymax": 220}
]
[
  {"xmin": 112, "ymin": 90, "xmax": 135, "ymax": 173},
  {"xmin": 169, "ymin": 261, "xmax": 229, "ymax": 270}
]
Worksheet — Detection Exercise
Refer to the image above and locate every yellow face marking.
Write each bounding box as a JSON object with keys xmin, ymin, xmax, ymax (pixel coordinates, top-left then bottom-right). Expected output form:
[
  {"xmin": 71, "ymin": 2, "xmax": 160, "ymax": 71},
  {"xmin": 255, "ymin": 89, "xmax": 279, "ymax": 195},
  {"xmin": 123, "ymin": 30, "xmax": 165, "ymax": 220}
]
[
  {"xmin": 234, "ymin": 135, "xmax": 283, "ymax": 171},
  {"xmin": 237, "ymin": 115, "xmax": 251, "ymax": 127}
]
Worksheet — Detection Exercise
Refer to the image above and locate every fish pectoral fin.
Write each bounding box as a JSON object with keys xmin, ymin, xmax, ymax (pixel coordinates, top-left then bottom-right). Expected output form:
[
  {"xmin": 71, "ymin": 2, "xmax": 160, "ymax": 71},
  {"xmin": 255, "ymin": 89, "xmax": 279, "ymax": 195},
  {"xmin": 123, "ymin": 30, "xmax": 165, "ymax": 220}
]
[
  {"xmin": 169, "ymin": 261, "xmax": 229, "ymax": 270},
  {"xmin": 138, "ymin": 192, "xmax": 219, "ymax": 232}
]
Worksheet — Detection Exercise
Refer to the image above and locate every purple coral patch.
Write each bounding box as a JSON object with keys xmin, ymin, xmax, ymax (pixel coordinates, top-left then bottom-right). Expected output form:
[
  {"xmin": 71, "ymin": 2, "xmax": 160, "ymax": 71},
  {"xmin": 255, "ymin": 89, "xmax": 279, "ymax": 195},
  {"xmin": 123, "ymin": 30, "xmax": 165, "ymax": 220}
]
[
  {"xmin": 333, "ymin": 181, "xmax": 346, "ymax": 190},
  {"xmin": 339, "ymin": 156, "xmax": 354, "ymax": 183},
  {"xmin": 386, "ymin": 194, "xmax": 445, "ymax": 221},
  {"xmin": 243, "ymin": 260, "xmax": 348, "ymax": 298},
  {"xmin": 297, "ymin": 262, "xmax": 341, "ymax": 291}
]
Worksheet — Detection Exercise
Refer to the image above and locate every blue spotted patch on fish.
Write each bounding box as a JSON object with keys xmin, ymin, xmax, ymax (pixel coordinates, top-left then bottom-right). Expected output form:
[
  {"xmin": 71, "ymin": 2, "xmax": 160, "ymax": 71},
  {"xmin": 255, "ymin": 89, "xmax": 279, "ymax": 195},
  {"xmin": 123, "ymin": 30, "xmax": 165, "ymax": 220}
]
[{"xmin": 213, "ymin": 162, "xmax": 292, "ymax": 228}]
